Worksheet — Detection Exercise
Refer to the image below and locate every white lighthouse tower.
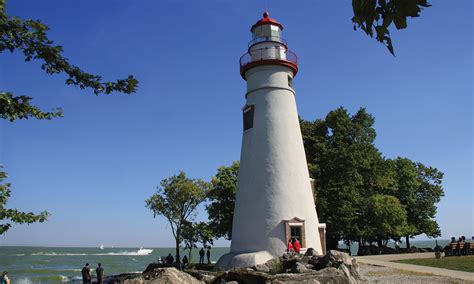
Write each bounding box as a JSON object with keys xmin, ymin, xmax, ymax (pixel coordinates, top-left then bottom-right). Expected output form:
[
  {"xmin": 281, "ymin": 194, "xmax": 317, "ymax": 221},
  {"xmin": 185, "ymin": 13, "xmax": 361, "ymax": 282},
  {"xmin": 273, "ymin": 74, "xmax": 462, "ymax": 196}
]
[{"xmin": 216, "ymin": 13, "xmax": 323, "ymax": 269}]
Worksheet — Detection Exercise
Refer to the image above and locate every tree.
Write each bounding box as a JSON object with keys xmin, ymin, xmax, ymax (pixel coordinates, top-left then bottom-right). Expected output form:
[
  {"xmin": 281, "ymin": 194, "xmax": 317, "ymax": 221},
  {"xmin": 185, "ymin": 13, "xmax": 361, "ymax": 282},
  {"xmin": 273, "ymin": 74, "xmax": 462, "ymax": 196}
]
[
  {"xmin": 0, "ymin": 0, "xmax": 138, "ymax": 121},
  {"xmin": 301, "ymin": 107, "xmax": 391, "ymax": 249},
  {"xmin": 145, "ymin": 171, "xmax": 209, "ymax": 261},
  {"xmin": 365, "ymin": 194, "xmax": 410, "ymax": 247},
  {"xmin": 0, "ymin": 166, "xmax": 49, "ymax": 234},
  {"xmin": 206, "ymin": 161, "xmax": 239, "ymax": 240},
  {"xmin": 352, "ymin": 0, "xmax": 431, "ymax": 55},
  {"xmin": 301, "ymin": 107, "xmax": 444, "ymax": 251},
  {"xmin": 181, "ymin": 221, "xmax": 214, "ymax": 263},
  {"xmin": 391, "ymin": 158, "xmax": 444, "ymax": 248},
  {"xmin": 407, "ymin": 162, "xmax": 443, "ymax": 247}
]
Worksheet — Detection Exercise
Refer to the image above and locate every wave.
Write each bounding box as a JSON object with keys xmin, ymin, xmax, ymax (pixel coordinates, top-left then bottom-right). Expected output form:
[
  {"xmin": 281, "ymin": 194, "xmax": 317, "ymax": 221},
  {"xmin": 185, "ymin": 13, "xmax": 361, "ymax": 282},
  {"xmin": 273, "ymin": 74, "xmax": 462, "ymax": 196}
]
[
  {"xmin": 31, "ymin": 249, "xmax": 153, "ymax": 257},
  {"xmin": 15, "ymin": 275, "xmax": 73, "ymax": 283},
  {"xmin": 11, "ymin": 253, "xmax": 26, "ymax": 256}
]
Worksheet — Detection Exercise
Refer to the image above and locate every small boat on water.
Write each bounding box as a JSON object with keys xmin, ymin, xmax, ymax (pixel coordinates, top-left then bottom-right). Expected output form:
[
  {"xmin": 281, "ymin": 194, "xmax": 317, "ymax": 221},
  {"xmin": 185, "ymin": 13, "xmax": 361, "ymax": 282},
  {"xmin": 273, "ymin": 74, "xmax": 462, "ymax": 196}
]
[
  {"xmin": 99, "ymin": 244, "xmax": 104, "ymax": 250},
  {"xmin": 137, "ymin": 247, "xmax": 153, "ymax": 255}
]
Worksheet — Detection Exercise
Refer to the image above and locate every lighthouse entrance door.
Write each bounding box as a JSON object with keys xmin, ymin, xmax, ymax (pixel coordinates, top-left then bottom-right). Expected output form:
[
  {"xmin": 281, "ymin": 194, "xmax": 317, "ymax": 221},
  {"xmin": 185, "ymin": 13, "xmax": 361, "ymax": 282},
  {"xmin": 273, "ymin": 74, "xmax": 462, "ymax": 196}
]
[{"xmin": 284, "ymin": 217, "xmax": 306, "ymax": 248}]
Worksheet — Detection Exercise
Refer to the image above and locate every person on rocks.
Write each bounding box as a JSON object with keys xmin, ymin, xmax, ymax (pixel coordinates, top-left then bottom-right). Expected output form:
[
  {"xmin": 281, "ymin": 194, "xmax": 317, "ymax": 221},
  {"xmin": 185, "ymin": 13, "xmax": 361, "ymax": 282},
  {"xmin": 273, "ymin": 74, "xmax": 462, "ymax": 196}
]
[
  {"xmin": 81, "ymin": 263, "xmax": 92, "ymax": 284},
  {"xmin": 166, "ymin": 253, "xmax": 174, "ymax": 264},
  {"xmin": 293, "ymin": 238, "xmax": 301, "ymax": 254},
  {"xmin": 1, "ymin": 271, "xmax": 10, "ymax": 284},
  {"xmin": 199, "ymin": 247, "xmax": 205, "ymax": 264},
  {"xmin": 206, "ymin": 248, "xmax": 211, "ymax": 264},
  {"xmin": 287, "ymin": 239, "xmax": 294, "ymax": 253},
  {"xmin": 174, "ymin": 257, "xmax": 182, "ymax": 270},
  {"xmin": 96, "ymin": 263, "xmax": 104, "ymax": 284},
  {"xmin": 182, "ymin": 255, "xmax": 189, "ymax": 269}
]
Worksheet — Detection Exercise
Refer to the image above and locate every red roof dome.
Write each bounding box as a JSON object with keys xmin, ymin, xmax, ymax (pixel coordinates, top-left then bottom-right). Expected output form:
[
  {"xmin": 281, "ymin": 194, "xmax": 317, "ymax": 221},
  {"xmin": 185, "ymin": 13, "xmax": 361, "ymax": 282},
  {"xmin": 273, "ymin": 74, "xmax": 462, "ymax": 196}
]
[{"xmin": 251, "ymin": 12, "xmax": 284, "ymax": 32}]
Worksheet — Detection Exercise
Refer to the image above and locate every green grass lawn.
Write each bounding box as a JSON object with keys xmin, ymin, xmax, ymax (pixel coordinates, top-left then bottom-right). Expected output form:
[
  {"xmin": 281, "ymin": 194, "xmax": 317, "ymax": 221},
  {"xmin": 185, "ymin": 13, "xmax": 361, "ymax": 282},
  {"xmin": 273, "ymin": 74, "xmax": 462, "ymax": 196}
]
[{"xmin": 394, "ymin": 256, "xmax": 474, "ymax": 273}]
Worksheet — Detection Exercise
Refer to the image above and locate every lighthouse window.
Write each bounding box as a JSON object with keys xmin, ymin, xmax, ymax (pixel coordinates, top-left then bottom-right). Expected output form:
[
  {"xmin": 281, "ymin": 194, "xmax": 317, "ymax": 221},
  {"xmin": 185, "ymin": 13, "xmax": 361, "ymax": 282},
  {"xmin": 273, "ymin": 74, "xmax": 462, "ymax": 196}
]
[
  {"xmin": 288, "ymin": 75, "xmax": 293, "ymax": 87},
  {"xmin": 290, "ymin": 225, "xmax": 302, "ymax": 243},
  {"xmin": 243, "ymin": 105, "xmax": 255, "ymax": 131}
]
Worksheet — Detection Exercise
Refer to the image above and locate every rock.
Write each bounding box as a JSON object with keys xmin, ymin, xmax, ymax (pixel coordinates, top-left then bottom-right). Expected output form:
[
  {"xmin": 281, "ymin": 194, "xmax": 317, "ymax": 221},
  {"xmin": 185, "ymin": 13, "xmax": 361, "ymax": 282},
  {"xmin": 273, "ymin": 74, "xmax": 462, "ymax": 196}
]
[
  {"xmin": 254, "ymin": 264, "xmax": 270, "ymax": 273},
  {"xmin": 143, "ymin": 267, "xmax": 203, "ymax": 284},
  {"xmin": 305, "ymin": 264, "xmax": 314, "ymax": 270},
  {"xmin": 312, "ymin": 250, "xmax": 352, "ymax": 270},
  {"xmin": 109, "ymin": 251, "xmax": 363, "ymax": 284},
  {"xmin": 280, "ymin": 256, "xmax": 298, "ymax": 271},
  {"xmin": 123, "ymin": 280, "xmax": 146, "ymax": 284},
  {"xmin": 291, "ymin": 262, "xmax": 308, "ymax": 273},
  {"xmin": 226, "ymin": 269, "xmax": 269, "ymax": 283},
  {"xmin": 185, "ymin": 269, "xmax": 216, "ymax": 283},
  {"xmin": 304, "ymin": 248, "xmax": 318, "ymax": 257}
]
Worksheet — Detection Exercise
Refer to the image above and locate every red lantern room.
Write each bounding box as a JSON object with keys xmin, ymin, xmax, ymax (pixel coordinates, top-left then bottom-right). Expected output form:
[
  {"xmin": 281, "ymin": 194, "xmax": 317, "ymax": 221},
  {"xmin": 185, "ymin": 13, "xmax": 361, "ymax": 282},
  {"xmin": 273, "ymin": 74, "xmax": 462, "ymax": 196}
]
[{"xmin": 240, "ymin": 12, "xmax": 298, "ymax": 79}]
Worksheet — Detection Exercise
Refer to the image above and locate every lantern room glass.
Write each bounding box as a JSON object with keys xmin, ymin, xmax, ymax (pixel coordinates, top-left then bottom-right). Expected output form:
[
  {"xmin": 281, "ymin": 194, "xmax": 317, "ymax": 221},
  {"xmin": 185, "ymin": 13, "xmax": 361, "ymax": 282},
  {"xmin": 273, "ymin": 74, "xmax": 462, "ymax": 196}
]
[{"xmin": 252, "ymin": 24, "xmax": 282, "ymax": 40}]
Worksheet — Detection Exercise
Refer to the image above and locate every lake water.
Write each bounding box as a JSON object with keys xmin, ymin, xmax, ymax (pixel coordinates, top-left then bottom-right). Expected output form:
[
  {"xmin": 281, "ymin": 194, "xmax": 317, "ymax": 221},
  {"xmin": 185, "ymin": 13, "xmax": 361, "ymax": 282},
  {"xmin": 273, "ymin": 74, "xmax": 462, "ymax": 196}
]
[
  {"xmin": 0, "ymin": 246, "xmax": 230, "ymax": 283},
  {"xmin": 0, "ymin": 240, "xmax": 449, "ymax": 283}
]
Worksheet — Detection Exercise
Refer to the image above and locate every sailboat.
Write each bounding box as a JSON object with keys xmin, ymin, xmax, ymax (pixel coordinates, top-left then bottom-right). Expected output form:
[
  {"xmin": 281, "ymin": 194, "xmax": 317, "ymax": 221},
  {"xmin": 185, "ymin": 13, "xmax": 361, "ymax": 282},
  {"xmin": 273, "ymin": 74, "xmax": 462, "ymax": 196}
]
[{"xmin": 99, "ymin": 244, "xmax": 104, "ymax": 250}]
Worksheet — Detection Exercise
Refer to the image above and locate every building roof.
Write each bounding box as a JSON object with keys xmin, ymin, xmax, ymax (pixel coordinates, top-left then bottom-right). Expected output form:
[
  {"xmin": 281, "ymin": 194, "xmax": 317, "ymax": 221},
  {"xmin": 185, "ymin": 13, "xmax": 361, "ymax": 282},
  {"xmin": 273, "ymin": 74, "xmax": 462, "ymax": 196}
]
[{"xmin": 251, "ymin": 12, "xmax": 284, "ymax": 32}]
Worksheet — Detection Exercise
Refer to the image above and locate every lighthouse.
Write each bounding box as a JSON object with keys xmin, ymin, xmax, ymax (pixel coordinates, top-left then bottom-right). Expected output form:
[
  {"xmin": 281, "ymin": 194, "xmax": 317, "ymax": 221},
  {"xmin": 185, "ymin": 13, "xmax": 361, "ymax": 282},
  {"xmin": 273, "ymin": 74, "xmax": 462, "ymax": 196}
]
[{"xmin": 216, "ymin": 13, "xmax": 323, "ymax": 269}]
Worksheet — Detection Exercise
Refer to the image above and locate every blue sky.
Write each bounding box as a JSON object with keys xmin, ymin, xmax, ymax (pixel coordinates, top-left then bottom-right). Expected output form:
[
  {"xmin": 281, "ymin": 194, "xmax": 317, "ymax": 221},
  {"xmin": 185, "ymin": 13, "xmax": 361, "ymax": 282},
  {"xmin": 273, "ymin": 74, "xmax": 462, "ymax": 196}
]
[{"xmin": 0, "ymin": 0, "xmax": 472, "ymax": 247}]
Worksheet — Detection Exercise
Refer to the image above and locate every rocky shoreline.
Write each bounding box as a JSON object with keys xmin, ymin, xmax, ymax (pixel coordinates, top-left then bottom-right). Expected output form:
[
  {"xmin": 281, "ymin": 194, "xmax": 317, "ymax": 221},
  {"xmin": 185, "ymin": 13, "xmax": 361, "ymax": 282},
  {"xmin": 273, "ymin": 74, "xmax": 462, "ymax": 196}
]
[{"xmin": 102, "ymin": 249, "xmax": 363, "ymax": 283}]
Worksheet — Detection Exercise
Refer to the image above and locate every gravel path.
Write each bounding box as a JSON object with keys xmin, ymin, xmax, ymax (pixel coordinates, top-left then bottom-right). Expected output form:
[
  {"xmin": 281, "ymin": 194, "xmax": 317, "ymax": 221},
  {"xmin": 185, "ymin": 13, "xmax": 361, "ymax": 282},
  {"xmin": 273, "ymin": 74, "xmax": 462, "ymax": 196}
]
[{"xmin": 359, "ymin": 263, "xmax": 472, "ymax": 283}]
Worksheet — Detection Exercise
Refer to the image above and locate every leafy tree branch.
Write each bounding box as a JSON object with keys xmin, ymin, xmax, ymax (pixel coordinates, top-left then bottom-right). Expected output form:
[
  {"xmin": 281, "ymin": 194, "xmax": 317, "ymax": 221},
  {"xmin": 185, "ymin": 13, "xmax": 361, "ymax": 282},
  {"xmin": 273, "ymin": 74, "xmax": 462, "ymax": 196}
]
[
  {"xmin": 352, "ymin": 0, "xmax": 431, "ymax": 55},
  {"xmin": 0, "ymin": 166, "xmax": 49, "ymax": 235},
  {"xmin": 0, "ymin": 0, "xmax": 138, "ymax": 121}
]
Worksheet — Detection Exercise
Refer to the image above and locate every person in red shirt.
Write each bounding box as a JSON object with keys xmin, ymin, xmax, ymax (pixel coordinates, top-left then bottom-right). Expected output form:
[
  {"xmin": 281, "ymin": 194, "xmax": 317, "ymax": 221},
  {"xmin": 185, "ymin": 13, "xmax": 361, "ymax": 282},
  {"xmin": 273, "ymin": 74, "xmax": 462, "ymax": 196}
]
[
  {"xmin": 293, "ymin": 239, "xmax": 301, "ymax": 254},
  {"xmin": 287, "ymin": 239, "xmax": 294, "ymax": 252}
]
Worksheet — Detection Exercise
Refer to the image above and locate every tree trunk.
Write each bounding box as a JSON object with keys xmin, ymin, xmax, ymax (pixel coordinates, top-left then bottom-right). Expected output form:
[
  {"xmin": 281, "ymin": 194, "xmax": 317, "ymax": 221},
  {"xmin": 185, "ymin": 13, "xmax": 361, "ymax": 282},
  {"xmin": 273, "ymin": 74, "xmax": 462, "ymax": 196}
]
[
  {"xmin": 188, "ymin": 247, "xmax": 192, "ymax": 263},
  {"xmin": 377, "ymin": 236, "xmax": 383, "ymax": 248},
  {"xmin": 405, "ymin": 236, "xmax": 410, "ymax": 249},
  {"xmin": 175, "ymin": 231, "xmax": 181, "ymax": 262},
  {"xmin": 328, "ymin": 234, "xmax": 339, "ymax": 250}
]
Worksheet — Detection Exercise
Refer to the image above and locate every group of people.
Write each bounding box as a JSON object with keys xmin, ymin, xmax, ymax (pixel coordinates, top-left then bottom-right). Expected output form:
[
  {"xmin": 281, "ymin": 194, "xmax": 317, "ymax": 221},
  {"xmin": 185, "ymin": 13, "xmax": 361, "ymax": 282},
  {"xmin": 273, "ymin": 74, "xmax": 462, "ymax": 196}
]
[
  {"xmin": 287, "ymin": 238, "xmax": 302, "ymax": 254},
  {"xmin": 445, "ymin": 235, "xmax": 472, "ymax": 256},
  {"xmin": 157, "ymin": 248, "xmax": 211, "ymax": 270},
  {"xmin": 81, "ymin": 263, "xmax": 104, "ymax": 284},
  {"xmin": 199, "ymin": 247, "xmax": 211, "ymax": 264}
]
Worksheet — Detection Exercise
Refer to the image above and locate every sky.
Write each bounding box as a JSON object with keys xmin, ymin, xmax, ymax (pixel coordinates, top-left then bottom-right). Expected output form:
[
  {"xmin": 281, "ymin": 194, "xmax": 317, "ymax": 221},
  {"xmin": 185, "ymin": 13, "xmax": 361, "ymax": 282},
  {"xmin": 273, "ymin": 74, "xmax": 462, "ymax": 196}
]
[{"xmin": 0, "ymin": 0, "xmax": 472, "ymax": 248}]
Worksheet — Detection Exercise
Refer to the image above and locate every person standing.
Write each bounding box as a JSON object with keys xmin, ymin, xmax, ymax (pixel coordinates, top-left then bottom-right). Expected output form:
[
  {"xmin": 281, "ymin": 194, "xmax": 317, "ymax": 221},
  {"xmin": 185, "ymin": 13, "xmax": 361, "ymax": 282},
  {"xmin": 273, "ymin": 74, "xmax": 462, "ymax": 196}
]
[
  {"xmin": 96, "ymin": 263, "xmax": 104, "ymax": 284},
  {"xmin": 199, "ymin": 248, "xmax": 205, "ymax": 264},
  {"xmin": 81, "ymin": 263, "xmax": 92, "ymax": 284},
  {"xmin": 287, "ymin": 239, "xmax": 294, "ymax": 253},
  {"xmin": 293, "ymin": 239, "xmax": 301, "ymax": 254},
  {"xmin": 206, "ymin": 248, "xmax": 211, "ymax": 264},
  {"xmin": 1, "ymin": 271, "xmax": 10, "ymax": 284}
]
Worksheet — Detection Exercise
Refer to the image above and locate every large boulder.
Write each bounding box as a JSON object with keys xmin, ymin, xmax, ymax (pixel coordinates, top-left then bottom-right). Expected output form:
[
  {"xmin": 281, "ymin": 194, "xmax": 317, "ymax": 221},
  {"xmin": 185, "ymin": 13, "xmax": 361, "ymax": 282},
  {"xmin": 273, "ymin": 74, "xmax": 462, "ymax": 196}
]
[
  {"xmin": 108, "ymin": 250, "xmax": 363, "ymax": 284},
  {"xmin": 143, "ymin": 267, "xmax": 203, "ymax": 284},
  {"xmin": 304, "ymin": 248, "xmax": 319, "ymax": 257},
  {"xmin": 291, "ymin": 262, "xmax": 308, "ymax": 273}
]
